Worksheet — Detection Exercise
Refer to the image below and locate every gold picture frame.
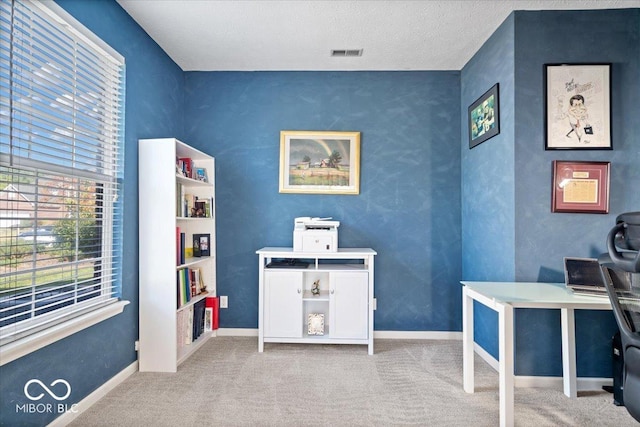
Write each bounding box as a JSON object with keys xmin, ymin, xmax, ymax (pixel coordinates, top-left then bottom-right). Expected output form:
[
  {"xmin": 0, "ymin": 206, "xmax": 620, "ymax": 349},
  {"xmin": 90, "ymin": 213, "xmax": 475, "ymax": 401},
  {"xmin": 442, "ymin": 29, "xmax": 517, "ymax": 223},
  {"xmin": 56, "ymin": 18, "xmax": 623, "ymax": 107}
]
[{"xmin": 279, "ymin": 131, "xmax": 360, "ymax": 195}]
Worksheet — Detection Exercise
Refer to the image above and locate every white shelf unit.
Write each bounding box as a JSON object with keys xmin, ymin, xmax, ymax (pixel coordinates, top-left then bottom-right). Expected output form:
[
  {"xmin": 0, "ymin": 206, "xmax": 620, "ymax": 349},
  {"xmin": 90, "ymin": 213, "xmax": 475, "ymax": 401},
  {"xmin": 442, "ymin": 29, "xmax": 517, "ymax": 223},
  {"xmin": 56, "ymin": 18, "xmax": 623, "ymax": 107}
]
[
  {"xmin": 139, "ymin": 138, "xmax": 216, "ymax": 372},
  {"xmin": 256, "ymin": 247, "xmax": 376, "ymax": 354}
]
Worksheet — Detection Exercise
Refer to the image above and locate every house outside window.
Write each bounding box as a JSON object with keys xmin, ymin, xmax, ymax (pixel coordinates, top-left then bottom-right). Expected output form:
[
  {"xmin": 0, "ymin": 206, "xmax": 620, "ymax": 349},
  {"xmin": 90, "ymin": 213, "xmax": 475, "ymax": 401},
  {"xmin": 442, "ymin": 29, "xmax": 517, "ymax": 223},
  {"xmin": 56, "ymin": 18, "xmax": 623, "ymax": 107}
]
[{"xmin": 0, "ymin": 0, "xmax": 127, "ymax": 362}]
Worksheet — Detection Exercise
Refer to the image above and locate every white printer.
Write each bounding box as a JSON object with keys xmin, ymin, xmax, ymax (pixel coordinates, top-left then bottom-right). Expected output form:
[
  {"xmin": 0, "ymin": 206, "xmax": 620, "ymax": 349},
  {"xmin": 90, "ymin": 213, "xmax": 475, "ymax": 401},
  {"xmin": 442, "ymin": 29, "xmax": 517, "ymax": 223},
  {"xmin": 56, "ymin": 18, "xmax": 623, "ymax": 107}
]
[{"xmin": 293, "ymin": 217, "xmax": 340, "ymax": 252}]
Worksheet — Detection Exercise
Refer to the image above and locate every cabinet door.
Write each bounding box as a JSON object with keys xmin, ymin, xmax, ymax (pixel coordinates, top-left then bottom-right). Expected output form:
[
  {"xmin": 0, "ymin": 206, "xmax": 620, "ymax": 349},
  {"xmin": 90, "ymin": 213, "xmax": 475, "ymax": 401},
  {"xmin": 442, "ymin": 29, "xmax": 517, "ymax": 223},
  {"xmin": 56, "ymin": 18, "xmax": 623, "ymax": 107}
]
[
  {"xmin": 330, "ymin": 272, "xmax": 368, "ymax": 339},
  {"xmin": 264, "ymin": 271, "xmax": 303, "ymax": 338}
]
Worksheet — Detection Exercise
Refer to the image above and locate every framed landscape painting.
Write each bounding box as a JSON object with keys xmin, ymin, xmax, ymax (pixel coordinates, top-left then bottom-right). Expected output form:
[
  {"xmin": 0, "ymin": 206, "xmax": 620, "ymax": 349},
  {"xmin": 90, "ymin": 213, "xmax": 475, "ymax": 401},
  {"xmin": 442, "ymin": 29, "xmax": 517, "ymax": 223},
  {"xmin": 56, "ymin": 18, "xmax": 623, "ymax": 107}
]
[{"xmin": 279, "ymin": 130, "xmax": 360, "ymax": 195}]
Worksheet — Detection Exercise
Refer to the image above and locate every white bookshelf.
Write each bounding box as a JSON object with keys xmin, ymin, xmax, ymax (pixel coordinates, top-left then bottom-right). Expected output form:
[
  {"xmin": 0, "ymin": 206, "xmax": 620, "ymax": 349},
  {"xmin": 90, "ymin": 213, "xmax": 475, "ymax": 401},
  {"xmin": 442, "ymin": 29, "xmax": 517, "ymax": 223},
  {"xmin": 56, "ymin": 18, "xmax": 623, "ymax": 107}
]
[{"xmin": 138, "ymin": 138, "xmax": 216, "ymax": 372}]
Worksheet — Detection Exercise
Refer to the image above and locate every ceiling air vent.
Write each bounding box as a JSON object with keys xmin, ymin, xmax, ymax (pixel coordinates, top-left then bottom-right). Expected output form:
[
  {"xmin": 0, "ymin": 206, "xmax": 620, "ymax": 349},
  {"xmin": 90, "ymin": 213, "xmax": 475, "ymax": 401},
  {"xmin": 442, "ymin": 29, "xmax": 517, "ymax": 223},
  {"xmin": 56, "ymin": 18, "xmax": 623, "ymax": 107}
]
[{"xmin": 331, "ymin": 49, "xmax": 363, "ymax": 57}]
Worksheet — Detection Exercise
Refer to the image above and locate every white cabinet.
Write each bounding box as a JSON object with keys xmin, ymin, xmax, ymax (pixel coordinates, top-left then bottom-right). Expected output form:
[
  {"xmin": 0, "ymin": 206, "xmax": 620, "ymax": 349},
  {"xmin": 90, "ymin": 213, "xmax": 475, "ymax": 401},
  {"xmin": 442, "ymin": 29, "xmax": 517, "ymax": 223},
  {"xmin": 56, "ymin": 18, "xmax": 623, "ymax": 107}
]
[
  {"xmin": 331, "ymin": 271, "xmax": 369, "ymax": 339},
  {"xmin": 264, "ymin": 271, "xmax": 303, "ymax": 338},
  {"xmin": 138, "ymin": 138, "xmax": 216, "ymax": 372},
  {"xmin": 257, "ymin": 248, "xmax": 376, "ymax": 354}
]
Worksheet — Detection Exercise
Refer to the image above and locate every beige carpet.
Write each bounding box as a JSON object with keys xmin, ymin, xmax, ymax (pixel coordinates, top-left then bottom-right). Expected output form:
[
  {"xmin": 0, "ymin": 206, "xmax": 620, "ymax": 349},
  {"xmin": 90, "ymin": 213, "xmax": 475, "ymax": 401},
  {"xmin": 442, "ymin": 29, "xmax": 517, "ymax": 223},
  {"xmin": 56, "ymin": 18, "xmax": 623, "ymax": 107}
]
[{"xmin": 68, "ymin": 337, "xmax": 636, "ymax": 426}]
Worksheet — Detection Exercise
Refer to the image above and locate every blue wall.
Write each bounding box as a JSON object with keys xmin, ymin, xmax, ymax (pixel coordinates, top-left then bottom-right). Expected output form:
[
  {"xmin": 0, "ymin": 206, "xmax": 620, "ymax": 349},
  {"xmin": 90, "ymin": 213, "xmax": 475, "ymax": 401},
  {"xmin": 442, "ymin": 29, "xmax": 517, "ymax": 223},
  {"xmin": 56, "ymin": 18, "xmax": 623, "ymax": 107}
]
[
  {"xmin": 462, "ymin": 9, "xmax": 639, "ymax": 377},
  {"xmin": 2, "ymin": 2, "xmax": 639, "ymax": 424},
  {"xmin": 512, "ymin": 9, "xmax": 639, "ymax": 377},
  {"xmin": 461, "ymin": 14, "xmax": 516, "ymax": 359},
  {"xmin": 0, "ymin": 0, "xmax": 185, "ymax": 425},
  {"xmin": 183, "ymin": 71, "xmax": 463, "ymax": 332}
]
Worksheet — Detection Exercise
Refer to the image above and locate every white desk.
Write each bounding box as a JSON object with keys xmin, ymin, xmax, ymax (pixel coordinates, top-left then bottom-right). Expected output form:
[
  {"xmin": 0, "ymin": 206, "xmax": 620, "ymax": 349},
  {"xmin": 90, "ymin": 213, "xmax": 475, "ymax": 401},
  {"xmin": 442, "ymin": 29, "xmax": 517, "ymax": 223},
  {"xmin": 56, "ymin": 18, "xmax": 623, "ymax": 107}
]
[{"xmin": 461, "ymin": 281, "xmax": 612, "ymax": 427}]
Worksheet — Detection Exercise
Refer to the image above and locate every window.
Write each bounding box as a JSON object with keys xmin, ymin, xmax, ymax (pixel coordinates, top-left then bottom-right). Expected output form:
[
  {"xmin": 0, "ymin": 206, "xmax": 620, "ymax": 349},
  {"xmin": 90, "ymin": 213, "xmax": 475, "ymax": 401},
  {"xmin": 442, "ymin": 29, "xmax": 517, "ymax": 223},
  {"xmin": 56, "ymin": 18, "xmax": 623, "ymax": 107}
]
[{"xmin": 0, "ymin": 0, "xmax": 125, "ymax": 357}]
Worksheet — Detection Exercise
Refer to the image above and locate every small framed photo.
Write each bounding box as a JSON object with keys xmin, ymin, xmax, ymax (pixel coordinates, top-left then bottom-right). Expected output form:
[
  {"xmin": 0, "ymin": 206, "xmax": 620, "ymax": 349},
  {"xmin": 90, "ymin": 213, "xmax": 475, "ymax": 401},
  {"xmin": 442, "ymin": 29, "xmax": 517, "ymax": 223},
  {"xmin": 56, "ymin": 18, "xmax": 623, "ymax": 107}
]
[
  {"xmin": 307, "ymin": 313, "xmax": 325, "ymax": 336},
  {"xmin": 195, "ymin": 167, "xmax": 208, "ymax": 182},
  {"xmin": 192, "ymin": 233, "xmax": 211, "ymax": 257},
  {"xmin": 204, "ymin": 307, "xmax": 213, "ymax": 332},
  {"xmin": 544, "ymin": 63, "xmax": 611, "ymax": 150},
  {"xmin": 551, "ymin": 160, "xmax": 610, "ymax": 214},
  {"xmin": 279, "ymin": 130, "xmax": 360, "ymax": 195},
  {"xmin": 468, "ymin": 83, "xmax": 500, "ymax": 149}
]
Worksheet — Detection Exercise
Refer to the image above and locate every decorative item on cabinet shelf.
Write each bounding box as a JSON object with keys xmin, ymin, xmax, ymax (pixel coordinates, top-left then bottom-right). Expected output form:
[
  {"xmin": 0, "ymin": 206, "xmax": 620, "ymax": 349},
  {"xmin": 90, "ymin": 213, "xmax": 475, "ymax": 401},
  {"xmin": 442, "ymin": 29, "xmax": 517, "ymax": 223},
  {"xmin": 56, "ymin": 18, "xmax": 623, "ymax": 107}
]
[
  {"xmin": 308, "ymin": 313, "xmax": 325, "ymax": 335},
  {"xmin": 193, "ymin": 233, "xmax": 211, "ymax": 257},
  {"xmin": 311, "ymin": 280, "xmax": 320, "ymax": 296}
]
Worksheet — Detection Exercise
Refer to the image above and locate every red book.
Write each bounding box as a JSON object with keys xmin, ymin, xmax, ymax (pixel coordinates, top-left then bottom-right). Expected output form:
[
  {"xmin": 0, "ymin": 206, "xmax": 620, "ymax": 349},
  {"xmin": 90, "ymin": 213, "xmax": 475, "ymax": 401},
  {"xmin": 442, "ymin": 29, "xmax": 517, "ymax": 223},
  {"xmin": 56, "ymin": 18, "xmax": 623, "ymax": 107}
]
[{"xmin": 178, "ymin": 157, "xmax": 193, "ymax": 178}]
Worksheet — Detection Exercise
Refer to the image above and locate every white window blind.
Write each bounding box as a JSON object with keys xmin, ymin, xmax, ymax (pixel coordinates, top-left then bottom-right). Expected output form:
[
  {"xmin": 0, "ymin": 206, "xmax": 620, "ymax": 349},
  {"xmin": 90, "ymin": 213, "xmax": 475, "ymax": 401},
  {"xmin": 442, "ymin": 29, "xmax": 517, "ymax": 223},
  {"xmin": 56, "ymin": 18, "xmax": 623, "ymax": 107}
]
[{"xmin": 0, "ymin": 0, "xmax": 125, "ymax": 346}]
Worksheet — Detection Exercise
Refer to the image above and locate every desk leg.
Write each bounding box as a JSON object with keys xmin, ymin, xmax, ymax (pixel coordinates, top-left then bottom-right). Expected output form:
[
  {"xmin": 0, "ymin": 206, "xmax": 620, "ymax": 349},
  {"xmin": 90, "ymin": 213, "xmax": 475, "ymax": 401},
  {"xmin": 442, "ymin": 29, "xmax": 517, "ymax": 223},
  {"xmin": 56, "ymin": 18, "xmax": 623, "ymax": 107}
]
[
  {"xmin": 462, "ymin": 286, "xmax": 474, "ymax": 393},
  {"xmin": 561, "ymin": 307, "xmax": 577, "ymax": 398},
  {"xmin": 498, "ymin": 303, "xmax": 514, "ymax": 427}
]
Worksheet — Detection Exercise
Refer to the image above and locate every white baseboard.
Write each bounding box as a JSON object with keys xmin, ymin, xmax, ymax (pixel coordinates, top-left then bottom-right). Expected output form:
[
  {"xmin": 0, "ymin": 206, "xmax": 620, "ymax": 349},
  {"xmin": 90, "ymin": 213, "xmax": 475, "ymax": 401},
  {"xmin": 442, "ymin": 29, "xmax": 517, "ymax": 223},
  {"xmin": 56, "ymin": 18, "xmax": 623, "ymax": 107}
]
[
  {"xmin": 216, "ymin": 328, "xmax": 462, "ymax": 340},
  {"xmin": 473, "ymin": 343, "xmax": 612, "ymax": 391},
  {"xmin": 373, "ymin": 330, "xmax": 462, "ymax": 340},
  {"xmin": 216, "ymin": 328, "xmax": 258, "ymax": 336},
  {"xmin": 48, "ymin": 361, "xmax": 138, "ymax": 427},
  {"xmin": 515, "ymin": 375, "xmax": 612, "ymax": 391}
]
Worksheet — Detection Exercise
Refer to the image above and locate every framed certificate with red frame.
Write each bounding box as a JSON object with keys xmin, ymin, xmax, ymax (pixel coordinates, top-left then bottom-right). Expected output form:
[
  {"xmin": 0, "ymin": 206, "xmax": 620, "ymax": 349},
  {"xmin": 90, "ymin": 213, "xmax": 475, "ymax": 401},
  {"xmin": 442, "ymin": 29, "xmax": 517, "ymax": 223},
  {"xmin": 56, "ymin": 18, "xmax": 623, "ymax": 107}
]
[{"xmin": 551, "ymin": 160, "xmax": 610, "ymax": 213}]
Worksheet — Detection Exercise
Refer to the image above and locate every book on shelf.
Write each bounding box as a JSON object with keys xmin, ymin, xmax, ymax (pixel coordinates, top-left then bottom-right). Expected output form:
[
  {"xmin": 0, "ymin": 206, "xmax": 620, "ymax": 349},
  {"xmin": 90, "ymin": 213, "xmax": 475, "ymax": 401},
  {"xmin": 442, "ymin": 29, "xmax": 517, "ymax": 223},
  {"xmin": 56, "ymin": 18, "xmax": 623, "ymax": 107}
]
[
  {"xmin": 176, "ymin": 183, "xmax": 184, "ymax": 217},
  {"xmin": 193, "ymin": 299, "xmax": 206, "ymax": 341},
  {"xmin": 189, "ymin": 269, "xmax": 197, "ymax": 297},
  {"xmin": 184, "ymin": 193, "xmax": 196, "ymax": 217},
  {"xmin": 176, "ymin": 300, "xmax": 207, "ymax": 349},
  {"xmin": 177, "ymin": 269, "xmax": 189, "ymax": 307},
  {"xmin": 185, "ymin": 306, "xmax": 193, "ymax": 345},
  {"xmin": 180, "ymin": 232, "xmax": 186, "ymax": 265},
  {"xmin": 176, "ymin": 267, "xmax": 207, "ymax": 308},
  {"xmin": 178, "ymin": 157, "xmax": 194, "ymax": 179},
  {"xmin": 176, "ymin": 227, "xmax": 181, "ymax": 265}
]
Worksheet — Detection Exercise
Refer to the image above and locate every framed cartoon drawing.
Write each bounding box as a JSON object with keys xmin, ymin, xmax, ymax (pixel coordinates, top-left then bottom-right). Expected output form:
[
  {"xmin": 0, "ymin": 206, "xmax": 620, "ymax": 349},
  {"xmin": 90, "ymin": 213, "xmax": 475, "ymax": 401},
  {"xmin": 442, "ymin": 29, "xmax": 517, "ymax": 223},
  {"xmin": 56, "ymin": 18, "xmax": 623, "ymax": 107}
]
[{"xmin": 544, "ymin": 64, "xmax": 611, "ymax": 150}]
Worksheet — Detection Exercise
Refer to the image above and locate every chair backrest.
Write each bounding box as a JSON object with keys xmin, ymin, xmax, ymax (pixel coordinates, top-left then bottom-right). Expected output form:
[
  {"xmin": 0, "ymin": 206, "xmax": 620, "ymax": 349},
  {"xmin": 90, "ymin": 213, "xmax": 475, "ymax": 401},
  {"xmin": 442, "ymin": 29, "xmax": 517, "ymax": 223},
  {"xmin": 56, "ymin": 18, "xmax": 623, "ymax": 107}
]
[
  {"xmin": 601, "ymin": 266, "xmax": 640, "ymax": 421},
  {"xmin": 606, "ymin": 212, "xmax": 640, "ymax": 273}
]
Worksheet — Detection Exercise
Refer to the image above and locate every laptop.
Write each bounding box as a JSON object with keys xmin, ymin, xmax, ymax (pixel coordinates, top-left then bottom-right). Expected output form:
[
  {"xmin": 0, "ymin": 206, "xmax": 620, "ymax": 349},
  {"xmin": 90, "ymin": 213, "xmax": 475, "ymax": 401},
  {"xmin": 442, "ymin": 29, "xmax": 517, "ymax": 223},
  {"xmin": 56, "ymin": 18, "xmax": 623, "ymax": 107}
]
[{"xmin": 563, "ymin": 257, "xmax": 608, "ymax": 297}]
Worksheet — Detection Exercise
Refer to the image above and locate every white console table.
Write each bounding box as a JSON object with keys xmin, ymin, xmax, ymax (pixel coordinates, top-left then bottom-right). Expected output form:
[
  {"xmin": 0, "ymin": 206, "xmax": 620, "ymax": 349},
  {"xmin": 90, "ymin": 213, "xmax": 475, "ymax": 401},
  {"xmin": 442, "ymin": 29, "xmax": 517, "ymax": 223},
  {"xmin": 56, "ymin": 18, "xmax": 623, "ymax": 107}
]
[
  {"xmin": 461, "ymin": 281, "xmax": 612, "ymax": 427},
  {"xmin": 257, "ymin": 247, "xmax": 376, "ymax": 354}
]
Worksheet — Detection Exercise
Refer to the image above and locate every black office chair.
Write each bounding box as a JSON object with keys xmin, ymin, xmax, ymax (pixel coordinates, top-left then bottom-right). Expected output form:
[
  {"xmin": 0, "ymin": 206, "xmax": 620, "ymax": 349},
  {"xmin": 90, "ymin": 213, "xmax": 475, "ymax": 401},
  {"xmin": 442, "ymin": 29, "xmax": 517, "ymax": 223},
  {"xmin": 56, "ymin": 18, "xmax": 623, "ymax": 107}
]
[{"xmin": 600, "ymin": 212, "xmax": 640, "ymax": 421}]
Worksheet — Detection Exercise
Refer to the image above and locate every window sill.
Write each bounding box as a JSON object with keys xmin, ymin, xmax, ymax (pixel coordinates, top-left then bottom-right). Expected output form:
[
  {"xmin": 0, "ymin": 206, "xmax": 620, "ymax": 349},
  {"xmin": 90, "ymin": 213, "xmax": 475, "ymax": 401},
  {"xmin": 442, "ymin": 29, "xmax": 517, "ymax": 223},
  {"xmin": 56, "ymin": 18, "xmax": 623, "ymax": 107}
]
[{"xmin": 0, "ymin": 300, "xmax": 130, "ymax": 366}]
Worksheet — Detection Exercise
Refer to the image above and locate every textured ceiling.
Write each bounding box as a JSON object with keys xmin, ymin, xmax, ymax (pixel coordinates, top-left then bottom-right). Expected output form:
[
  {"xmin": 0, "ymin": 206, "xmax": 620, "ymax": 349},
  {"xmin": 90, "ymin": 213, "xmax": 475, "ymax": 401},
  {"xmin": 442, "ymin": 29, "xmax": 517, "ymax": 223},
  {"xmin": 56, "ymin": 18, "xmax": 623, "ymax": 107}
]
[{"xmin": 116, "ymin": 0, "xmax": 640, "ymax": 71}]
